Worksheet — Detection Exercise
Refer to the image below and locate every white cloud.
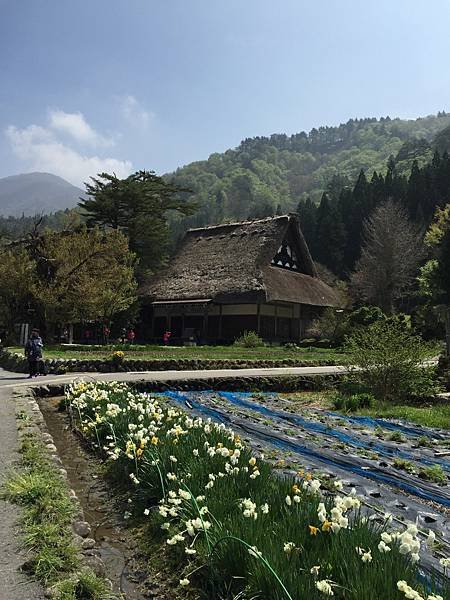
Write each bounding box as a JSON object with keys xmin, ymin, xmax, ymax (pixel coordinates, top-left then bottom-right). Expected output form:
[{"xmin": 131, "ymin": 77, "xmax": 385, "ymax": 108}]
[
  {"xmin": 6, "ymin": 124, "xmax": 132, "ymax": 187},
  {"xmin": 121, "ymin": 95, "xmax": 153, "ymax": 128},
  {"xmin": 49, "ymin": 109, "xmax": 113, "ymax": 146}
]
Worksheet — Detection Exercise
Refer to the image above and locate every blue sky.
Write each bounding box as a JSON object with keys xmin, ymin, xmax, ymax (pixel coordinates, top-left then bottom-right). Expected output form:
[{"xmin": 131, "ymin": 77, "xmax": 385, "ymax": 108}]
[{"xmin": 1, "ymin": 0, "xmax": 449, "ymax": 187}]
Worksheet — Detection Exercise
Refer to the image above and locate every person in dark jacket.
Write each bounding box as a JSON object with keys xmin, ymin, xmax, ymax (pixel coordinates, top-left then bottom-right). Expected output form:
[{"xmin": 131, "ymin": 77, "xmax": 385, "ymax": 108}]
[{"xmin": 24, "ymin": 329, "xmax": 43, "ymax": 378}]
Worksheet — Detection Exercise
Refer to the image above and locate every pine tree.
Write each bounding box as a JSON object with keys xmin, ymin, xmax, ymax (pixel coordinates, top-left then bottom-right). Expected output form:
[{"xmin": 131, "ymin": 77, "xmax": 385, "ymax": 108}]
[
  {"xmin": 315, "ymin": 193, "xmax": 346, "ymax": 275},
  {"xmin": 297, "ymin": 198, "xmax": 317, "ymax": 254},
  {"xmin": 405, "ymin": 160, "xmax": 425, "ymax": 220},
  {"xmin": 79, "ymin": 170, "xmax": 194, "ymax": 278}
]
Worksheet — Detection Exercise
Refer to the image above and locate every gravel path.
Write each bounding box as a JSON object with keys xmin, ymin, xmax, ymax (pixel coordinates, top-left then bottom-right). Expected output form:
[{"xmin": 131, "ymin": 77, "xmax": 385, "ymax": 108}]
[{"xmin": 0, "ymin": 368, "xmax": 44, "ymax": 599}]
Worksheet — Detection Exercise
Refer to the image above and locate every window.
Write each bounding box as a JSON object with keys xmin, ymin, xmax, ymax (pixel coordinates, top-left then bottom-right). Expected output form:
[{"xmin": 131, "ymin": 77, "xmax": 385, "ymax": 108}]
[{"xmin": 271, "ymin": 242, "xmax": 300, "ymax": 271}]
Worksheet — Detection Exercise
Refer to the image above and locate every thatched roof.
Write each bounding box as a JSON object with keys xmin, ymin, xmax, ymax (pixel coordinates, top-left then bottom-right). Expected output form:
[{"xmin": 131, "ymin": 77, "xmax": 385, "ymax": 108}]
[{"xmin": 146, "ymin": 214, "xmax": 342, "ymax": 307}]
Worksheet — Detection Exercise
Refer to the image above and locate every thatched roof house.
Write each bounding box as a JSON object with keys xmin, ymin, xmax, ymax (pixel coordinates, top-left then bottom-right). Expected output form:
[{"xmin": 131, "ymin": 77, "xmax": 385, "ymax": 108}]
[{"xmin": 145, "ymin": 214, "xmax": 342, "ymax": 343}]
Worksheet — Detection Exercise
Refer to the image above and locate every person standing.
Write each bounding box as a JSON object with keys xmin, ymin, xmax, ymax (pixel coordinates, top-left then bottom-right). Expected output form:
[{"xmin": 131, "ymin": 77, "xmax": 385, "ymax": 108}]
[
  {"xmin": 127, "ymin": 328, "xmax": 135, "ymax": 345},
  {"xmin": 103, "ymin": 324, "xmax": 111, "ymax": 345},
  {"xmin": 24, "ymin": 329, "xmax": 43, "ymax": 378}
]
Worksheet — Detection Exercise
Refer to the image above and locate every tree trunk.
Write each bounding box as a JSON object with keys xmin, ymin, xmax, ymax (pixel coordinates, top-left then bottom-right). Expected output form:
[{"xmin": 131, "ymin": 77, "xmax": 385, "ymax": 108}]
[
  {"xmin": 68, "ymin": 323, "xmax": 74, "ymax": 345},
  {"xmin": 445, "ymin": 307, "xmax": 450, "ymax": 356}
]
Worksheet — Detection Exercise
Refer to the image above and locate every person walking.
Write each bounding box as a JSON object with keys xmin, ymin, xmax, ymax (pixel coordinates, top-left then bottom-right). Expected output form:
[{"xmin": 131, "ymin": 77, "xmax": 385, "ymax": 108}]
[{"xmin": 24, "ymin": 329, "xmax": 43, "ymax": 378}]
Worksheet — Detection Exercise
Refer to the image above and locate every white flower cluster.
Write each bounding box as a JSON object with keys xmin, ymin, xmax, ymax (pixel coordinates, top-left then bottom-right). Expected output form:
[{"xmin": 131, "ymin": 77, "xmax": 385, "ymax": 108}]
[
  {"xmin": 316, "ymin": 493, "xmax": 360, "ymax": 534},
  {"xmin": 397, "ymin": 581, "xmax": 443, "ymax": 600},
  {"xmin": 239, "ymin": 498, "xmax": 258, "ymax": 520},
  {"xmin": 356, "ymin": 546, "xmax": 372, "ymax": 563},
  {"xmin": 439, "ymin": 556, "xmax": 450, "ymax": 569},
  {"xmin": 315, "ymin": 579, "xmax": 334, "ymax": 596},
  {"xmin": 283, "ymin": 541, "xmax": 296, "ymax": 554},
  {"xmin": 302, "ymin": 478, "xmax": 321, "ymax": 493},
  {"xmin": 387, "ymin": 523, "xmax": 421, "ymax": 563}
]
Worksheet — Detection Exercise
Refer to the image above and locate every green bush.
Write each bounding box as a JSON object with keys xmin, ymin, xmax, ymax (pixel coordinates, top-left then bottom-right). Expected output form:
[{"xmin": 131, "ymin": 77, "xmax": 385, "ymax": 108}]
[
  {"xmin": 344, "ymin": 320, "xmax": 440, "ymax": 402},
  {"xmin": 306, "ymin": 307, "xmax": 348, "ymax": 344},
  {"xmin": 233, "ymin": 330, "xmax": 265, "ymax": 348},
  {"xmin": 332, "ymin": 392, "xmax": 374, "ymax": 412},
  {"xmin": 347, "ymin": 306, "xmax": 386, "ymax": 329}
]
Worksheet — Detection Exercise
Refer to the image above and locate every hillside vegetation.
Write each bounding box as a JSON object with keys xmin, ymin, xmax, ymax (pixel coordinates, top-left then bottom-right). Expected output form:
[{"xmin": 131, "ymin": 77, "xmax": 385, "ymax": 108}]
[{"xmin": 168, "ymin": 113, "xmax": 450, "ymax": 236}]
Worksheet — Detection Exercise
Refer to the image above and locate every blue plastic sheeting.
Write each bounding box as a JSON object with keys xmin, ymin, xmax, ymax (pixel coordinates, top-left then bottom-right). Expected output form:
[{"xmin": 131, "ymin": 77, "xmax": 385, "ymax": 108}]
[
  {"xmin": 217, "ymin": 392, "xmax": 450, "ymax": 472},
  {"xmin": 163, "ymin": 390, "xmax": 450, "ymax": 508},
  {"xmin": 325, "ymin": 412, "xmax": 449, "ymax": 441}
]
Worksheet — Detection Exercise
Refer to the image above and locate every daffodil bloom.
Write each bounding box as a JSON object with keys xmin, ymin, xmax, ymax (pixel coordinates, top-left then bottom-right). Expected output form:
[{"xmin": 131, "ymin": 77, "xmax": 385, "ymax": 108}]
[
  {"xmin": 309, "ymin": 525, "xmax": 319, "ymax": 536},
  {"xmin": 322, "ymin": 520, "xmax": 332, "ymax": 532},
  {"xmin": 397, "ymin": 580, "xmax": 425, "ymax": 600},
  {"xmin": 356, "ymin": 547, "xmax": 372, "ymax": 563},
  {"xmin": 381, "ymin": 532, "xmax": 392, "ymax": 544},
  {"xmin": 248, "ymin": 546, "xmax": 262, "ymax": 558},
  {"xmin": 316, "ymin": 579, "xmax": 334, "ymax": 596}
]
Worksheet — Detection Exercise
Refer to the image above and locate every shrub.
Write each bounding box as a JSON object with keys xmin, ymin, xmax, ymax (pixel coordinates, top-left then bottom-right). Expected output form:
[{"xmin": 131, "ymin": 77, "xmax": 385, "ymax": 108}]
[
  {"xmin": 331, "ymin": 392, "xmax": 374, "ymax": 412},
  {"xmin": 347, "ymin": 306, "xmax": 386, "ymax": 329},
  {"xmin": 234, "ymin": 331, "xmax": 265, "ymax": 348},
  {"xmin": 305, "ymin": 307, "xmax": 348, "ymax": 344},
  {"xmin": 344, "ymin": 320, "xmax": 440, "ymax": 402}
]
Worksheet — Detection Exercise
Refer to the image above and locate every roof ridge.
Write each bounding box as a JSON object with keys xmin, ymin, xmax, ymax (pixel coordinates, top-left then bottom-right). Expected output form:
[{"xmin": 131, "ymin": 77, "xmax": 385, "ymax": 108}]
[{"xmin": 187, "ymin": 214, "xmax": 291, "ymax": 234}]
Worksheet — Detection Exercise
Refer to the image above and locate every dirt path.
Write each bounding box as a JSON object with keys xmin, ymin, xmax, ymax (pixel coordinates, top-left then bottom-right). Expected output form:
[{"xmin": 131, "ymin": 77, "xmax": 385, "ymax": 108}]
[{"xmin": 0, "ymin": 369, "xmax": 44, "ymax": 599}]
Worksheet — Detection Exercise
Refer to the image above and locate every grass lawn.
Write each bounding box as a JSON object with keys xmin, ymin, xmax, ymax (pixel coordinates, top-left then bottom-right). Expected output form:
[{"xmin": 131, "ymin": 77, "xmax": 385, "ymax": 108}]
[
  {"xmin": 354, "ymin": 402, "xmax": 450, "ymax": 430},
  {"xmin": 282, "ymin": 391, "xmax": 450, "ymax": 430},
  {"xmin": 7, "ymin": 344, "xmax": 347, "ymax": 363}
]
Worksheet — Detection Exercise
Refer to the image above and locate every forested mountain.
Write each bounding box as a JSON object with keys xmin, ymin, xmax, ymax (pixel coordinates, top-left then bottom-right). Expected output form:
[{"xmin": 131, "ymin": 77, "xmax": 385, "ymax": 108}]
[
  {"xmin": 167, "ymin": 112, "xmax": 450, "ymax": 238},
  {"xmin": 2, "ymin": 113, "xmax": 450, "ymax": 267},
  {"xmin": 298, "ymin": 150, "xmax": 450, "ymax": 277},
  {"xmin": 0, "ymin": 172, "xmax": 82, "ymax": 217}
]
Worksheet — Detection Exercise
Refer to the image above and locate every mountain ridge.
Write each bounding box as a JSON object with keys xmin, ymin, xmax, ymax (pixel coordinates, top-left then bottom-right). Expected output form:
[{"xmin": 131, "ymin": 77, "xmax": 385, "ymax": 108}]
[
  {"xmin": 1, "ymin": 112, "xmax": 450, "ymax": 221},
  {"xmin": 0, "ymin": 172, "xmax": 83, "ymax": 217}
]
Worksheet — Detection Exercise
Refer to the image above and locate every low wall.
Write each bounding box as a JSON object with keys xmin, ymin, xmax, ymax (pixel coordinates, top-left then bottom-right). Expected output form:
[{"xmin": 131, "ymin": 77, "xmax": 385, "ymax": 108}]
[
  {"xmin": 32, "ymin": 373, "xmax": 338, "ymax": 398},
  {"xmin": 0, "ymin": 348, "xmax": 341, "ymax": 374}
]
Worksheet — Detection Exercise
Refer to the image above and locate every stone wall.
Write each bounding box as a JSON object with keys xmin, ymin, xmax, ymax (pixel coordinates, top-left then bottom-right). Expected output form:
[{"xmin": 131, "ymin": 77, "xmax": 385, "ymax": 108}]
[{"xmin": 0, "ymin": 348, "xmax": 340, "ymax": 374}]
